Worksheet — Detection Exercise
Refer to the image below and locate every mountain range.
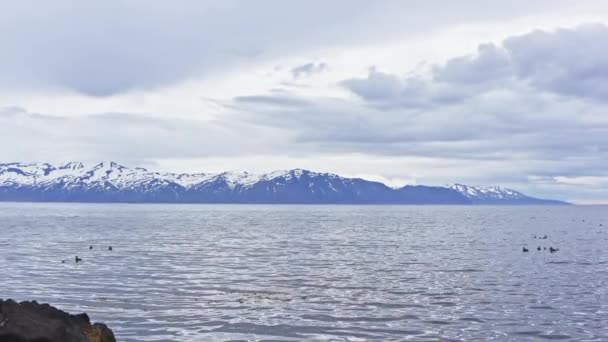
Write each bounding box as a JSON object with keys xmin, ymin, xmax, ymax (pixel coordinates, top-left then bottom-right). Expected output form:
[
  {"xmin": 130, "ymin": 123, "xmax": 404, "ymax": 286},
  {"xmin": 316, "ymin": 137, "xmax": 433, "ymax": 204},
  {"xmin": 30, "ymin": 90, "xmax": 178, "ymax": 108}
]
[{"xmin": 0, "ymin": 162, "xmax": 569, "ymax": 205}]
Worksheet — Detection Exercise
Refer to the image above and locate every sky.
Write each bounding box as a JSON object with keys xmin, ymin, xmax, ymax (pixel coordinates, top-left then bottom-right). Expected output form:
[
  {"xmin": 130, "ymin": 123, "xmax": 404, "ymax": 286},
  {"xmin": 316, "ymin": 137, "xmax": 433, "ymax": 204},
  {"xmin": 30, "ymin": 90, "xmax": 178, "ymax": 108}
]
[{"xmin": 1, "ymin": 1, "xmax": 608, "ymax": 203}]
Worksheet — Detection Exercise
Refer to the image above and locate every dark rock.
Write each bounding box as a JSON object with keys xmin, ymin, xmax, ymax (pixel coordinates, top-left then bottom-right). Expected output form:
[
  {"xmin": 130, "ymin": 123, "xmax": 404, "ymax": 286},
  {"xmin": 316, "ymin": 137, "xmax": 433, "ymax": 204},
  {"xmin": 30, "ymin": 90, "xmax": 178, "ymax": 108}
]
[{"xmin": 0, "ymin": 299, "xmax": 115, "ymax": 342}]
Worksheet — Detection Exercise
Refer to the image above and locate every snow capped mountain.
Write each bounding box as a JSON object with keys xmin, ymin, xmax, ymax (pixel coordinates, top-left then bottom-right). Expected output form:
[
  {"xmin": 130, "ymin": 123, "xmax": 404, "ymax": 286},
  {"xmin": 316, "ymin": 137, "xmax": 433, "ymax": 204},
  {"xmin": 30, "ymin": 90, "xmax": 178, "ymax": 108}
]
[
  {"xmin": 0, "ymin": 162, "xmax": 568, "ymax": 204},
  {"xmin": 450, "ymin": 184, "xmax": 526, "ymax": 200},
  {"xmin": 449, "ymin": 184, "xmax": 568, "ymax": 205}
]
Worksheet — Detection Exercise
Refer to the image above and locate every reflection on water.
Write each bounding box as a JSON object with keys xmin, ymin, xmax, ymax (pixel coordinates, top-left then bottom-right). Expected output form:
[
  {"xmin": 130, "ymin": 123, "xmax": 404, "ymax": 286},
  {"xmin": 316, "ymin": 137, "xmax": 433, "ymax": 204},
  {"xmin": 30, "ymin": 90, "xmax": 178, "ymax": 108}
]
[{"xmin": 1, "ymin": 204, "xmax": 607, "ymax": 341}]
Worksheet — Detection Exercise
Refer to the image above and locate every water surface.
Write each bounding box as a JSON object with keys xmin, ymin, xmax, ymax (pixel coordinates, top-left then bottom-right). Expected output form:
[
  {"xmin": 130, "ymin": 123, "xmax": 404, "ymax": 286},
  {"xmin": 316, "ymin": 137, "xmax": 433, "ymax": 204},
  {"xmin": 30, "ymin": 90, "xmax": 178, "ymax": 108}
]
[{"xmin": 1, "ymin": 204, "xmax": 607, "ymax": 341}]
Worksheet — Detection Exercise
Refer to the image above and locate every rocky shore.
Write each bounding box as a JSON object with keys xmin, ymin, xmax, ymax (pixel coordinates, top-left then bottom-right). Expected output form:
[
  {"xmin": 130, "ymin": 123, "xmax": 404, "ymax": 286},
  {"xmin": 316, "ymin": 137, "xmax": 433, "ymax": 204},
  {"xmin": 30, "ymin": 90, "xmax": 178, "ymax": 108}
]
[{"xmin": 0, "ymin": 299, "xmax": 115, "ymax": 342}]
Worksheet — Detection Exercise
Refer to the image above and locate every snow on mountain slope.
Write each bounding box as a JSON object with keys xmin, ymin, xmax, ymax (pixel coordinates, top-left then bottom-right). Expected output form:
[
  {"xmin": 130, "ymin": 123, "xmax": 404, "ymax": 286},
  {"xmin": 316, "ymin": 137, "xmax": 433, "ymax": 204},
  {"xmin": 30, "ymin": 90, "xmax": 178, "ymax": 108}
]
[
  {"xmin": 449, "ymin": 184, "xmax": 525, "ymax": 200},
  {"xmin": 0, "ymin": 162, "xmax": 209, "ymax": 190},
  {"xmin": 448, "ymin": 184, "xmax": 568, "ymax": 205}
]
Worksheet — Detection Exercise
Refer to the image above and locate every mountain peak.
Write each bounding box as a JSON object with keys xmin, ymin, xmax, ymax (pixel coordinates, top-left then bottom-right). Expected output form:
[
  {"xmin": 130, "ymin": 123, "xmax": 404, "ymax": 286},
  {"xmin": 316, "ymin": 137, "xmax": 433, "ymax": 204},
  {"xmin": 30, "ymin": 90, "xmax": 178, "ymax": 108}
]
[
  {"xmin": 60, "ymin": 162, "xmax": 85, "ymax": 170},
  {"xmin": 92, "ymin": 161, "xmax": 128, "ymax": 170}
]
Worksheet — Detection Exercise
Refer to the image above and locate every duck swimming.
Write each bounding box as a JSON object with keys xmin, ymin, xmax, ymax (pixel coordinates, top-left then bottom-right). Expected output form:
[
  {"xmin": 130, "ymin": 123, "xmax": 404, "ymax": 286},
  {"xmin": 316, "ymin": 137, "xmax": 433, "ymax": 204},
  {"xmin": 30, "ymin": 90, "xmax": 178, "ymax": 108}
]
[
  {"xmin": 523, "ymin": 247, "xmax": 529, "ymax": 252},
  {"xmin": 549, "ymin": 247, "xmax": 559, "ymax": 253},
  {"xmin": 75, "ymin": 256, "xmax": 83, "ymax": 263}
]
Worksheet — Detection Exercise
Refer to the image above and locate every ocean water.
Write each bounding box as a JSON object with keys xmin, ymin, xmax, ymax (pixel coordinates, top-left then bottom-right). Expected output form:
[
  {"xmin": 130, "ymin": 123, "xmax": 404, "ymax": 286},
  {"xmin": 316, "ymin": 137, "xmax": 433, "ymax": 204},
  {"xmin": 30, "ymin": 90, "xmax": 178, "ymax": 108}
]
[{"xmin": 1, "ymin": 203, "xmax": 607, "ymax": 341}]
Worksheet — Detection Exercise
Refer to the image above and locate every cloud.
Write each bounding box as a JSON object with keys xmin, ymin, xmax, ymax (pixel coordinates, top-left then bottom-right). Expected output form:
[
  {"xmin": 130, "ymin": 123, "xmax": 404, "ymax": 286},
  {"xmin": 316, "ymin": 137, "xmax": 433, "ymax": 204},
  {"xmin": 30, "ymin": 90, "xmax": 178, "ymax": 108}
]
[
  {"xmin": 291, "ymin": 62, "xmax": 328, "ymax": 78},
  {"xmin": 432, "ymin": 43, "xmax": 513, "ymax": 84},
  {"xmin": 339, "ymin": 68, "xmax": 416, "ymax": 105},
  {"xmin": 340, "ymin": 67, "xmax": 491, "ymax": 110},
  {"xmin": 230, "ymin": 90, "xmax": 607, "ymax": 164},
  {"xmin": 342, "ymin": 24, "xmax": 608, "ymax": 107},
  {"xmin": 504, "ymin": 24, "xmax": 608, "ymax": 101}
]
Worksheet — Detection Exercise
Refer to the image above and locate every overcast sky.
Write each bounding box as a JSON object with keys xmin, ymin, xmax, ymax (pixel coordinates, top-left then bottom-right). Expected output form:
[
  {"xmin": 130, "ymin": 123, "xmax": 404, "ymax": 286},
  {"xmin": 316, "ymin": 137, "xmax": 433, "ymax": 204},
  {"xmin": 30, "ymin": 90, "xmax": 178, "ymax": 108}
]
[{"xmin": 1, "ymin": 1, "xmax": 608, "ymax": 203}]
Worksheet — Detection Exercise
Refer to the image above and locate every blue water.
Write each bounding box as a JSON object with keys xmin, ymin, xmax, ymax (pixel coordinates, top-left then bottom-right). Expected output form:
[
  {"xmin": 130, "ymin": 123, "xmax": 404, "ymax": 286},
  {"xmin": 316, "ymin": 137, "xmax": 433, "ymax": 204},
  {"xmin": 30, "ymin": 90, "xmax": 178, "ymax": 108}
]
[{"xmin": 1, "ymin": 203, "xmax": 607, "ymax": 341}]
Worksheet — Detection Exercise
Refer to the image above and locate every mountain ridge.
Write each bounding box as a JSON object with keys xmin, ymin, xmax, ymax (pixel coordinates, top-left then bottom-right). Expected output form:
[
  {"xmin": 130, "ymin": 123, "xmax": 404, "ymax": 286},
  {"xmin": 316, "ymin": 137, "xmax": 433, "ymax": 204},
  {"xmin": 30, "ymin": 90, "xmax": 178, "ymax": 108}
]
[{"xmin": 0, "ymin": 162, "xmax": 569, "ymax": 205}]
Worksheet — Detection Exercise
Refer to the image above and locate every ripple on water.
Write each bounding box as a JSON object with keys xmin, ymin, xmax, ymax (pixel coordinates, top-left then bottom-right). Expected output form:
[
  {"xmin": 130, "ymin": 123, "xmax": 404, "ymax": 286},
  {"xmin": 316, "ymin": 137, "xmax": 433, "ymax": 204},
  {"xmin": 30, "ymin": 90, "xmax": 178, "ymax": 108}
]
[
  {"xmin": 529, "ymin": 305, "xmax": 556, "ymax": 310},
  {"xmin": 300, "ymin": 313, "xmax": 419, "ymax": 322},
  {"xmin": 458, "ymin": 317, "xmax": 485, "ymax": 323},
  {"xmin": 513, "ymin": 331, "xmax": 572, "ymax": 340},
  {"xmin": 435, "ymin": 268, "xmax": 484, "ymax": 273}
]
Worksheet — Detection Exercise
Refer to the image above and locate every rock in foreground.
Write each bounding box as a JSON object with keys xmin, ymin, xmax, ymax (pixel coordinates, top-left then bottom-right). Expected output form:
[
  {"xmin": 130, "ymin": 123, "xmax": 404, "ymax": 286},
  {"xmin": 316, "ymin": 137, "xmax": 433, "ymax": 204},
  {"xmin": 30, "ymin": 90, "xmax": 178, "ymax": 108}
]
[{"xmin": 0, "ymin": 299, "xmax": 115, "ymax": 342}]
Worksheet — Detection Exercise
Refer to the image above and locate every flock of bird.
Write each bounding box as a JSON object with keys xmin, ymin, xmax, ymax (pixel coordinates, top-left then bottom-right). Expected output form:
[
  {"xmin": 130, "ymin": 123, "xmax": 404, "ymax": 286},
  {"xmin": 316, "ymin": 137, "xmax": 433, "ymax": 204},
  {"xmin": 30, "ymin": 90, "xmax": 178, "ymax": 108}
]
[
  {"xmin": 522, "ymin": 219, "xmax": 605, "ymax": 254},
  {"xmin": 61, "ymin": 245, "xmax": 113, "ymax": 263},
  {"xmin": 523, "ymin": 235, "xmax": 559, "ymax": 253}
]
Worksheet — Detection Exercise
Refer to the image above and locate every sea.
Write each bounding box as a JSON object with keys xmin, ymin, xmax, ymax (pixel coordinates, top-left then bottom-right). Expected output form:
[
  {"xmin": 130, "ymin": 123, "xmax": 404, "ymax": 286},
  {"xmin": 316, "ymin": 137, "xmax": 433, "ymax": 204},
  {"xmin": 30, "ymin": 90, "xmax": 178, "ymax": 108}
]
[{"xmin": 1, "ymin": 203, "xmax": 607, "ymax": 341}]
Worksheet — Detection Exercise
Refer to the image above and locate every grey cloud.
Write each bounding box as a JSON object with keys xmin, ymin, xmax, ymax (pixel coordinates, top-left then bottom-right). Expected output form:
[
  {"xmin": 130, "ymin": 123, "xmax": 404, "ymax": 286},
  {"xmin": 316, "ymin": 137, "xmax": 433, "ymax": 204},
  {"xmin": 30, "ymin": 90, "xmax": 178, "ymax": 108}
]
[
  {"xmin": 432, "ymin": 43, "xmax": 513, "ymax": 84},
  {"xmin": 504, "ymin": 24, "xmax": 608, "ymax": 101},
  {"xmin": 230, "ymin": 91, "xmax": 607, "ymax": 159},
  {"xmin": 438, "ymin": 23, "xmax": 608, "ymax": 101},
  {"xmin": 340, "ymin": 68, "xmax": 410, "ymax": 102},
  {"xmin": 291, "ymin": 62, "xmax": 328, "ymax": 78},
  {"xmin": 340, "ymin": 68, "xmax": 477, "ymax": 109},
  {"xmin": 343, "ymin": 24, "xmax": 608, "ymax": 107}
]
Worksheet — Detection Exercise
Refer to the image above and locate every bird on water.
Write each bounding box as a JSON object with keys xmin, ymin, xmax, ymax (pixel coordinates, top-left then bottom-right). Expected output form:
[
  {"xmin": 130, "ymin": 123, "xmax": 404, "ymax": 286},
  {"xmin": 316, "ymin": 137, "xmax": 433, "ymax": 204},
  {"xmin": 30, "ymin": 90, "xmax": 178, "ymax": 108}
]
[
  {"xmin": 523, "ymin": 247, "xmax": 529, "ymax": 252},
  {"xmin": 549, "ymin": 247, "xmax": 559, "ymax": 253},
  {"xmin": 75, "ymin": 256, "xmax": 83, "ymax": 263},
  {"xmin": 89, "ymin": 245, "xmax": 93, "ymax": 250},
  {"xmin": 108, "ymin": 246, "xmax": 113, "ymax": 251}
]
